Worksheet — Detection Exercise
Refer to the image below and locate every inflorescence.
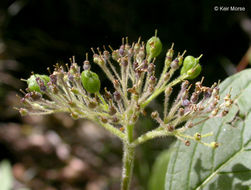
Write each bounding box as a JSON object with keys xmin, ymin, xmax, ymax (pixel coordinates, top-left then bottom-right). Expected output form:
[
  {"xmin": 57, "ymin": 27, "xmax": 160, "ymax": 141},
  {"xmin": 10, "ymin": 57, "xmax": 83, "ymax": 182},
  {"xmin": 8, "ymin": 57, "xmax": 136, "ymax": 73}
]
[{"xmin": 17, "ymin": 31, "xmax": 233, "ymax": 148}]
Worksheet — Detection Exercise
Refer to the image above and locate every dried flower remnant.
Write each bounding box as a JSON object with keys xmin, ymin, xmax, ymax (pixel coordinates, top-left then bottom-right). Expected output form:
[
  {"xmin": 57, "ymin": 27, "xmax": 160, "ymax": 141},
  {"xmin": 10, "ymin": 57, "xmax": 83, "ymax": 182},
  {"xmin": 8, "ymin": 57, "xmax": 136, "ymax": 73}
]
[{"xmin": 17, "ymin": 31, "xmax": 233, "ymax": 190}]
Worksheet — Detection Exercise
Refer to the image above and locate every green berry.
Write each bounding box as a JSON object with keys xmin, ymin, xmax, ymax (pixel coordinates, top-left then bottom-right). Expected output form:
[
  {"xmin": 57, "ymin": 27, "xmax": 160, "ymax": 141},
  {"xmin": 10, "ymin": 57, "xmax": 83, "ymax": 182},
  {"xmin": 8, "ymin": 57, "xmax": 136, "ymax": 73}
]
[
  {"xmin": 180, "ymin": 55, "xmax": 202, "ymax": 79},
  {"xmin": 146, "ymin": 36, "xmax": 162, "ymax": 58},
  {"xmin": 186, "ymin": 64, "xmax": 202, "ymax": 79},
  {"xmin": 181, "ymin": 56, "xmax": 197, "ymax": 75},
  {"xmin": 81, "ymin": 70, "xmax": 101, "ymax": 93},
  {"xmin": 27, "ymin": 74, "xmax": 49, "ymax": 93}
]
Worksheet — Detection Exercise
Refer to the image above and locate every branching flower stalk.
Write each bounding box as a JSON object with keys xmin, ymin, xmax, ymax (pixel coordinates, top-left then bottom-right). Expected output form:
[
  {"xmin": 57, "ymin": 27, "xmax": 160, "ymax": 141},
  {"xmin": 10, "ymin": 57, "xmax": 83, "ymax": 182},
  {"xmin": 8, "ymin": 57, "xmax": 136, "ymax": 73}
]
[{"xmin": 17, "ymin": 31, "xmax": 233, "ymax": 190}]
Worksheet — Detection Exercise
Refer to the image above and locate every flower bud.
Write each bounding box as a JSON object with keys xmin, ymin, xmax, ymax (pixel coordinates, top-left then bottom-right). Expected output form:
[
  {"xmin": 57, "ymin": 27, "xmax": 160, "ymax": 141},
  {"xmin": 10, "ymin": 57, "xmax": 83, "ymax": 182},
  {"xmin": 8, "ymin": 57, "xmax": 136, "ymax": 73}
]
[
  {"xmin": 113, "ymin": 91, "xmax": 121, "ymax": 101},
  {"xmin": 68, "ymin": 73, "xmax": 74, "ymax": 81},
  {"xmin": 71, "ymin": 87, "xmax": 79, "ymax": 94},
  {"xmin": 113, "ymin": 79, "xmax": 120, "ymax": 88},
  {"xmin": 20, "ymin": 98, "xmax": 27, "ymax": 104},
  {"xmin": 151, "ymin": 111, "xmax": 159, "ymax": 119},
  {"xmin": 49, "ymin": 74, "xmax": 57, "ymax": 84},
  {"xmin": 112, "ymin": 50, "xmax": 119, "ymax": 61},
  {"xmin": 182, "ymin": 99, "xmax": 190, "ymax": 107},
  {"xmin": 136, "ymin": 47, "xmax": 145, "ymax": 62},
  {"xmin": 147, "ymin": 63, "xmax": 155, "ymax": 74},
  {"xmin": 121, "ymin": 57, "xmax": 128, "ymax": 67},
  {"xmin": 190, "ymin": 92, "xmax": 199, "ymax": 103},
  {"xmin": 194, "ymin": 133, "xmax": 201, "ymax": 141},
  {"xmin": 170, "ymin": 58, "xmax": 179, "ymax": 69},
  {"xmin": 211, "ymin": 108, "xmax": 219, "ymax": 116},
  {"xmin": 146, "ymin": 36, "xmax": 162, "ymax": 58},
  {"xmin": 178, "ymin": 108, "xmax": 184, "ymax": 116},
  {"xmin": 83, "ymin": 60, "xmax": 91, "ymax": 70},
  {"xmin": 109, "ymin": 106, "xmax": 117, "ymax": 115},
  {"xmin": 100, "ymin": 116, "xmax": 108, "ymax": 123},
  {"xmin": 134, "ymin": 42, "xmax": 140, "ymax": 52},
  {"xmin": 186, "ymin": 122, "xmax": 194, "ymax": 128},
  {"xmin": 221, "ymin": 109, "xmax": 229, "ymax": 116},
  {"xmin": 164, "ymin": 73, "xmax": 170, "ymax": 81},
  {"xmin": 104, "ymin": 87, "xmax": 112, "ymax": 100},
  {"xmin": 19, "ymin": 108, "xmax": 28, "ymax": 116},
  {"xmin": 103, "ymin": 50, "xmax": 110, "ymax": 60},
  {"xmin": 119, "ymin": 45, "xmax": 125, "ymax": 56},
  {"xmin": 178, "ymin": 55, "xmax": 184, "ymax": 66},
  {"xmin": 149, "ymin": 75, "xmax": 156, "ymax": 85},
  {"xmin": 166, "ymin": 47, "xmax": 174, "ymax": 60},
  {"xmin": 165, "ymin": 87, "xmax": 173, "ymax": 96},
  {"xmin": 204, "ymin": 88, "xmax": 212, "ymax": 98},
  {"xmin": 210, "ymin": 142, "xmax": 219, "ymax": 148},
  {"xmin": 185, "ymin": 140, "xmax": 190, "ymax": 146},
  {"xmin": 167, "ymin": 124, "xmax": 174, "ymax": 132},
  {"xmin": 181, "ymin": 80, "xmax": 189, "ymax": 90},
  {"xmin": 88, "ymin": 101, "xmax": 97, "ymax": 109},
  {"xmin": 81, "ymin": 70, "xmax": 101, "ymax": 93},
  {"xmin": 112, "ymin": 116, "xmax": 119, "ymax": 123},
  {"xmin": 93, "ymin": 54, "xmax": 105, "ymax": 65},
  {"xmin": 70, "ymin": 112, "xmax": 79, "ymax": 120},
  {"xmin": 30, "ymin": 92, "xmax": 42, "ymax": 100}
]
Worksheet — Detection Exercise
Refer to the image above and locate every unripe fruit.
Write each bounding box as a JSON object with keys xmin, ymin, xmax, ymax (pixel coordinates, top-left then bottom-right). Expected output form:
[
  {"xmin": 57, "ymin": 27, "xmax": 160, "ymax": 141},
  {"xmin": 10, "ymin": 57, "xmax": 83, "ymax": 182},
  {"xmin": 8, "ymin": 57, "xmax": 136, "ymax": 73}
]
[
  {"xmin": 27, "ymin": 74, "xmax": 50, "ymax": 93},
  {"xmin": 81, "ymin": 70, "xmax": 101, "ymax": 93},
  {"xmin": 146, "ymin": 36, "xmax": 162, "ymax": 58},
  {"xmin": 186, "ymin": 64, "xmax": 202, "ymax": 79},
  {"xmin": 180, "ymin": 55, "xmax": 202, "ymax": 79},
  {"xmin": 181, "ymin": 56, "xmax": 197, "ymax": 75}
]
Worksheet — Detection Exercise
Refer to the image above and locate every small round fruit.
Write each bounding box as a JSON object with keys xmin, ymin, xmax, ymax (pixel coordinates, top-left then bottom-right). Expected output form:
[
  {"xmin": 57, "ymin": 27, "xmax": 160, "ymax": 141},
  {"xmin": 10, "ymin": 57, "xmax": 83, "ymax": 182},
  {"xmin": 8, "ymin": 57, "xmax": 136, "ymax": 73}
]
[
  {"xmin": 146, "ymin": 36, "xmax": 162, "ymax": 58},
  {"xmin": 180, "ymin": 56, "xmax": 198, "ymax": 75},
  {"xmin": 186, "ymin": 64, "xmax": 202, "ymax": 79},
  {"xmin": 40, "ymin": 75, "xmax": 50, "ymax": 83},
  {"xmin": 27, "ymin": 74, "xmax": 49, "ymax": 93},
  {"xmin": 81, "ymin": 70, "xmax": 101, "ymax": 93}
]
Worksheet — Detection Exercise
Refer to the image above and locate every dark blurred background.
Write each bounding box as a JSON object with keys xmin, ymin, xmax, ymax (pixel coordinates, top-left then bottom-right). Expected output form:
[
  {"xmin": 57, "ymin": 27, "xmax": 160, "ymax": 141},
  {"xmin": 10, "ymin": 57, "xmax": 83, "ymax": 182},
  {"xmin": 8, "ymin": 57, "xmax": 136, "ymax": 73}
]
[{"xmin": 0, "ymin": 0, "xmax": 250, "ymax": 189}]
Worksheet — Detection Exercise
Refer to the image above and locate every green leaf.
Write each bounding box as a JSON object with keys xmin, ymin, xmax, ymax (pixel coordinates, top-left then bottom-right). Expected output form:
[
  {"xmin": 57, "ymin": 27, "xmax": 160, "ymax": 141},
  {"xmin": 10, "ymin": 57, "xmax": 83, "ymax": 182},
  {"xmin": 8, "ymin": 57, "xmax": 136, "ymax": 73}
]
[
  {"xmin": 0, "ymin": 160, "xmax": 13, "ymax": 190},
  {"xmin": 148, "ymin": 150, "xmax": 172, "ymax": 190},
  {"xmin": 165, "ymin": 69, "xmax": 251, "ymax": 190}
]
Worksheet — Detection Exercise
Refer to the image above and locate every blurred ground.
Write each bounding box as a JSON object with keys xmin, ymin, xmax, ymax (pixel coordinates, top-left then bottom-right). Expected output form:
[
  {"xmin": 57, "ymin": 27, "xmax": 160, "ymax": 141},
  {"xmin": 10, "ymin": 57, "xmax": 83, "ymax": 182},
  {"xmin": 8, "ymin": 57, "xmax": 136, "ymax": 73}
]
[{"xmin": 0, "ymin": 0, "xmax": 250, "ymax": 189}]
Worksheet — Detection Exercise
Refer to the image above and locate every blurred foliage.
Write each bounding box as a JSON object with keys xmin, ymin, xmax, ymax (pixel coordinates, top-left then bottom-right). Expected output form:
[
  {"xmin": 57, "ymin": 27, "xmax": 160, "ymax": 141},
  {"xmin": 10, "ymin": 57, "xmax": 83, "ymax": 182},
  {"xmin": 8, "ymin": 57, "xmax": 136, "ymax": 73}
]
[
  {"xmin": 0, "ymin": 160, "xmax": 13, "ymax": 190},
  {"xmin": 148, "ymin": 150, "xmax": 172, "ymax": 190},
  {"xmin": 0, "ymin": 0, "xmax": 250, "ymax": 189},
  {"xmin": 0, "ymin": 160, "xmax": 30, "ymax": 190}
]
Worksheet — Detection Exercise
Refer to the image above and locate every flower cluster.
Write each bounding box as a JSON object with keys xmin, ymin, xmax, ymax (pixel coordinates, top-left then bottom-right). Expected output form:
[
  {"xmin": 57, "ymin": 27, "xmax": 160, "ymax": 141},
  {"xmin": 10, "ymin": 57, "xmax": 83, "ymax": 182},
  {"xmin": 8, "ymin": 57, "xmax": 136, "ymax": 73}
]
[
  {"xmin": 17, "ymin": 31, "xmax": 233, "ymax": 148},
  {"xmin": 148, "ymin": 78, "xmax": 233, "ymax": 148}
]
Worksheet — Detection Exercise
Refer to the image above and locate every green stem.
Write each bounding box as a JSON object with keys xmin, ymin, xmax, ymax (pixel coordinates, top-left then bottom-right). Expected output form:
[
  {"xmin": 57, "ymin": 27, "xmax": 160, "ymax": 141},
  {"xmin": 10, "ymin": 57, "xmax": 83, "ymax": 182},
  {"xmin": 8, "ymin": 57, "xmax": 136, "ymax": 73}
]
[
  {"xmin": 94, "ymin": 117, "xmax": 126, "ymax": 140},
  {"xmin": 96, "ymin": 92, "xmax": 109, "ymax": 111},
  {"xmin": 121, "ymin": 121, "xmax": 135, "ymax": 190},
  {"xmin": 127, "ymin": 123, "xmax": 134, "ymax": 143},
  {"xmin": 121, "ymin": 143, "xmax": 135, "ymax": 190},
  {"xmin": 132, "ymin": 128, "xmax": 171, "ymax": 147},
  {"xmin": 141, "ymin": 74, "xmax": 188, "ymax": 109}
]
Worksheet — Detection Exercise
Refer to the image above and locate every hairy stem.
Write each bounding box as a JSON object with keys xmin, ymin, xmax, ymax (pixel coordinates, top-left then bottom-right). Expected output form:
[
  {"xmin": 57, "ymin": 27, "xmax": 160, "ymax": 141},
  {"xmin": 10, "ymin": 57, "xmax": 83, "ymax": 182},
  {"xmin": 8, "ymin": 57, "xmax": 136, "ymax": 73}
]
[
  {"xmin": 121, "ymin": 143, "xmax": 135, "ymax": 190},
  {"xmin": 94, "ymin": 117, "xmax": 126, "ymax": 140},
  {"xmin": 121, "ymin": 121, "xmax": 135, "ymax": 190},
  {"xmin": 132, "ymin": 127, "xmax": 171, "ymax": 147},
  {"xmin": 141, "ymin": 74, "xmax": 188, "ymax": 109}
]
